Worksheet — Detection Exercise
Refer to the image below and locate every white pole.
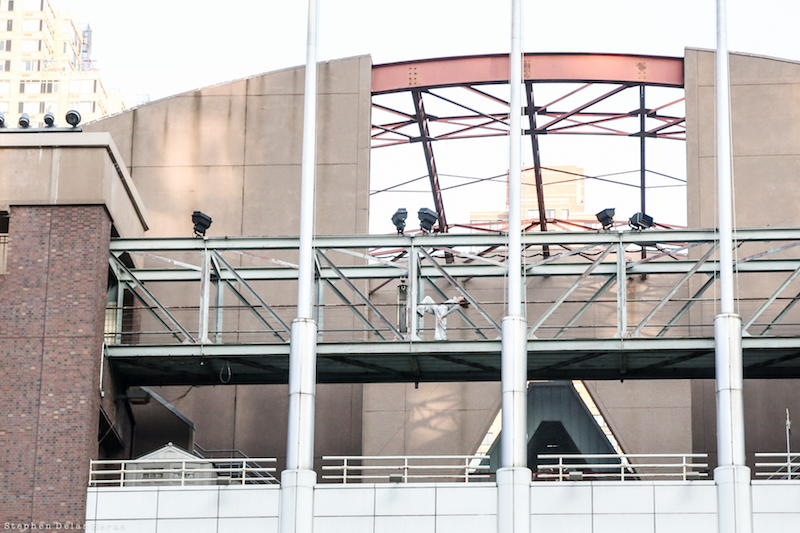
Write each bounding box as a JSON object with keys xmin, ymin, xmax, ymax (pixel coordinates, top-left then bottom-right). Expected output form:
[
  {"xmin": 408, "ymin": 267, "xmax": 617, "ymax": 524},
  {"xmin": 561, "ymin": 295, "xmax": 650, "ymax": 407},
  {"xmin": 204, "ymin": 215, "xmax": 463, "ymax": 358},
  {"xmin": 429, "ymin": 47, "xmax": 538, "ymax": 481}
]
[
  {"xmin": 281, "ymin": 1, "xmax": 319, "ymax": 532},
  {"xmin": 297, "ymin": 0, "xmax": 319, "ymax": 321},
  {"xmin": 714, "ymin": 1, "xmax": 752, "ymax": 532},
  {"xmin": 497, "ymin": 1, "xmax": 531, "ymax": 532}
]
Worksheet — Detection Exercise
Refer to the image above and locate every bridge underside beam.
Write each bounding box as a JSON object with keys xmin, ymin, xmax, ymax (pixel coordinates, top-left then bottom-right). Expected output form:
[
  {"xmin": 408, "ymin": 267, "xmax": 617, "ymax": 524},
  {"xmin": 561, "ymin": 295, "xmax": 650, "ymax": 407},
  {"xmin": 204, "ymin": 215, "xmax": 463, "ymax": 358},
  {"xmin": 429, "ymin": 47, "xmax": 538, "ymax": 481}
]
[{"xmin": 106, "ymin": 337, "xmax": 800, "ymax": 386}]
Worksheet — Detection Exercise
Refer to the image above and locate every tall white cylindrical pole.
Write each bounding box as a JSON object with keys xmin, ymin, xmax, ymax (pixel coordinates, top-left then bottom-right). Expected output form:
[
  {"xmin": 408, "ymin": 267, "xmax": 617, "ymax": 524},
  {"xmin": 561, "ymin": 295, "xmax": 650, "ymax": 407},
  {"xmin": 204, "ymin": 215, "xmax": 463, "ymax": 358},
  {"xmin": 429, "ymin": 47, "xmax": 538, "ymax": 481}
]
[
  {"xmin": 716, "ymin": 0, "xmax": 734, "ymax": 316},
  {"xmin": 281, "ymin": 1, "xmax": 319, "ymax": 533},
  {"xmin": 506, "ymin": 0, "xmax": 523, "ymax": 318},
  {"xmin": 498, "ymin": 1, "xmax": 531, "ymax": 532},
  {"xmin": 297, "ymin": 0, "xmax": 319, "ymax": 321},
  {"xmin": 714, "ymin": 2, "xmax": 752, "ymax": 532}
]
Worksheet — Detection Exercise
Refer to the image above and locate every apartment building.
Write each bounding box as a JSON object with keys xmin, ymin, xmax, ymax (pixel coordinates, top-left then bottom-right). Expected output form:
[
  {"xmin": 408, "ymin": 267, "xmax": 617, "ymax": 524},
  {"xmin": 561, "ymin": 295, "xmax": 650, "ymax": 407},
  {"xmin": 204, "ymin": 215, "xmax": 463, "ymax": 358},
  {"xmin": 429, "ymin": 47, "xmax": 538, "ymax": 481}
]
[{"xmin": 0, "ymin": 0, "xmax": 123, "ymax": 127}]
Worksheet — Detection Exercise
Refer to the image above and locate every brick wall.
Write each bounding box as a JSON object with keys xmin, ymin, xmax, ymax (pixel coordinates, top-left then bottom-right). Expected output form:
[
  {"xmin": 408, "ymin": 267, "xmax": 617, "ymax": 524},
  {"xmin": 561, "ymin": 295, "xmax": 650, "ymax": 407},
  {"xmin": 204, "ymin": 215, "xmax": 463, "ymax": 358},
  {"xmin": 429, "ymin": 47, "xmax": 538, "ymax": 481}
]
[{"xmin": 0, "ymin": 205, "xmax": 111, "ymax": 524}]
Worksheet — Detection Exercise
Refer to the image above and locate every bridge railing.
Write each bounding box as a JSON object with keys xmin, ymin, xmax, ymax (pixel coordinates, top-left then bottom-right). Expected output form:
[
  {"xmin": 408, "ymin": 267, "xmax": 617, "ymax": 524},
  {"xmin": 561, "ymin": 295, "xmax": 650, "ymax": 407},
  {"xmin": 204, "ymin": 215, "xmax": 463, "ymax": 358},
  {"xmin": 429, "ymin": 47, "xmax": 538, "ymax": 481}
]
[
  {"xmin": 89, "ymin": 457, "xmax": 278, "ymax": 487},
  {"xmin": 106, "ymin": 228, "xmax": 800, "ymax": 345},
  {"xmin": 754, "ymin": 452, "xmax": 800, "ymax": 480},
  {"xmin": 321, "ymin": 455, "xmax": 492, "ymax": 483},
  {"xmin": 536, "ymin": 453, "xmax": 709, "ymax": 481}
]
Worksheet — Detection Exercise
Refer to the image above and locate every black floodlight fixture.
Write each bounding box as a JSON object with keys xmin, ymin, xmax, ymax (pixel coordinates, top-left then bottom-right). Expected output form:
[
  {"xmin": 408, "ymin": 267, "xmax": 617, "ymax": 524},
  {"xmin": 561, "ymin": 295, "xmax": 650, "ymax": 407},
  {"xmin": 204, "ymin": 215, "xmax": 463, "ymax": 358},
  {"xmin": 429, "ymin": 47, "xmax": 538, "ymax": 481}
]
[
  {"xmin": 43, "ymin": 111, "xmax": 55, "ymax": 127},
  {"xmin": 18, "ymin": 113, "xmax": 30, "ymax": 128},
  {"xmin": 65, "ymin": 109, "xmax": 81, "ymax": 127},
  {"xmin": 192, "ymin": 211, "xmax": 212, "ymax": 237},
  {"xmin": 628, "ymin": 212, "xmax": 654, "ymax": 230},
  {"xmin": 418, "ymin": 207, "xmax": 438, "ymax": 233},
  {"xmin": 0, "ymin": 112, "xmax": 5, "ymax": 128},
  {"xmin": 595, "ymin": 208, "xmax": 615, "ymax": 230},
  {"xmin": 391, "ymin": 208, "xmax": 408, "ymax": 234}
]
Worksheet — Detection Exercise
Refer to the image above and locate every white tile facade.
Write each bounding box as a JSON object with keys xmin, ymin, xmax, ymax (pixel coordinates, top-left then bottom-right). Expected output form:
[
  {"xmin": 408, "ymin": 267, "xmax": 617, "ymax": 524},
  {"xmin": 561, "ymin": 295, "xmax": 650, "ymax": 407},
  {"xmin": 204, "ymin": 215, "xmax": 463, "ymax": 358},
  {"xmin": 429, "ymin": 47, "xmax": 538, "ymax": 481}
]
[{"xmin": 85, "ymin": 481, "xmax": 800, "ymax": 533}]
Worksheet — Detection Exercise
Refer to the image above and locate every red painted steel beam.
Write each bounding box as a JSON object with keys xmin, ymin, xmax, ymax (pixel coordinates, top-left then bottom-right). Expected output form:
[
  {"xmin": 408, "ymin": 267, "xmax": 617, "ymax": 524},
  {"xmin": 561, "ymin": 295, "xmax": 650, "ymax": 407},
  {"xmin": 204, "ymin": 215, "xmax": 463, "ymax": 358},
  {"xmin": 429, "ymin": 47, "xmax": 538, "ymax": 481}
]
[{"xmin": 373, "ymin": 53, "xmax": 684, "ymax": 94}]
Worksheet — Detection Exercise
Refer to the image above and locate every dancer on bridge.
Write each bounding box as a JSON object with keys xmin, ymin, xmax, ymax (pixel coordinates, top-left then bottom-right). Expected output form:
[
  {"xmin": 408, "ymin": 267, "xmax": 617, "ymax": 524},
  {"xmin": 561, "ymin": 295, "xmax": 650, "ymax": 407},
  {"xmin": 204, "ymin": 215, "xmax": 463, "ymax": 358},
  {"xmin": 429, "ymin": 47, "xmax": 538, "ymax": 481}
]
[{"xmin": 417, "ymin": 295, "xmax": 469, "ymax": 340}]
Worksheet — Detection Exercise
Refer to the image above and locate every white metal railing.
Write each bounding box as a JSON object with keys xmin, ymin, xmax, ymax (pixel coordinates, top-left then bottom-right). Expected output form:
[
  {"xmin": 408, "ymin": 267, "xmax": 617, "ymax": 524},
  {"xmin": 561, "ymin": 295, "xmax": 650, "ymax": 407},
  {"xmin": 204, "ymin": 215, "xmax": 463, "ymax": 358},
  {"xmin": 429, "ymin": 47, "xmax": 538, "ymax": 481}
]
[
  {"xmin": 536, "ymin": 453, "xmax": 708, "ymax": 481},
  {"xmin": 754, "ymin": 452, "xmax": 800, "ymax": 479},
  {"xmin": 322, "ymin": 455, "xmax": 491, "ymax": 483},
  {"xmin": 89, "ymin": 457, "xmax": 278, "ymax": 487}
]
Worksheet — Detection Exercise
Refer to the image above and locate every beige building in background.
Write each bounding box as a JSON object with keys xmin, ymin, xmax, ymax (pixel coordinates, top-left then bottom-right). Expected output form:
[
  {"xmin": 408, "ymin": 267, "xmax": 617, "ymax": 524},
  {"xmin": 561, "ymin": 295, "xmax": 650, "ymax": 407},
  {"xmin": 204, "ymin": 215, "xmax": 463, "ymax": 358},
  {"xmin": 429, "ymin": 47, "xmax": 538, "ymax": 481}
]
[
  {"xmin": 0, "ymin": 0, "xmax": 124, "ymax": 127},
  {"xmin": 470, "ymin": 166, "xmax": 598, "ymax": 229}
]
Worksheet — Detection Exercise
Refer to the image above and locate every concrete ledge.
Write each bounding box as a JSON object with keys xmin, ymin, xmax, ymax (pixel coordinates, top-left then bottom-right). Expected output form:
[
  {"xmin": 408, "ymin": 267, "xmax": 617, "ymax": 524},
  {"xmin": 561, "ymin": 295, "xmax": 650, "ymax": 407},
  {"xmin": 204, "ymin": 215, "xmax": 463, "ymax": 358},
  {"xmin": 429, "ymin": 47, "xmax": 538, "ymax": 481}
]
[{"xmin": 0, "ymin": 131, "xmax": 149, "ymax": 236}]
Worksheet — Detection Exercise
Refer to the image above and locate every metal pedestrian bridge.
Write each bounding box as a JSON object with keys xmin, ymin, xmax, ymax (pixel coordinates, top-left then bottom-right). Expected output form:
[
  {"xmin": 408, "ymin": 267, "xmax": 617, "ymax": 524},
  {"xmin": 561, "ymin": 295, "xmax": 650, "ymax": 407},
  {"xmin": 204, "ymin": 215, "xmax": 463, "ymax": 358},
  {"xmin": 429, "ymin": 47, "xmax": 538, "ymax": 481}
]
[{"xmin": 106, "ymin": 228, "xmax": 800, "ymax": 386}]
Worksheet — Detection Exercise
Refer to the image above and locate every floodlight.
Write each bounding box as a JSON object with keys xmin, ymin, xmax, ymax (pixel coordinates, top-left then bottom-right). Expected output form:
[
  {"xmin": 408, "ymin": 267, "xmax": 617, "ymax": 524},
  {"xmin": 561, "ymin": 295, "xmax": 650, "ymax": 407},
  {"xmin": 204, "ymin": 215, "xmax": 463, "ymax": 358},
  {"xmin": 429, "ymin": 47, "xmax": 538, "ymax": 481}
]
[
  {"xmin": 628, "ymin": 212, "xmax": 654, "ymax": 230},
  {"xmin": 0, "ymin": 112, "xmax": 5, "ymax": 128},
  {"xmin": 595, "ymin": 208, "xmax": 615, "ymax": 230},
  {"xmin": 65, "ymin": 109, "xmax": 81, "ymax": 127},
  {"xmin": 192, "ymin": 211, "xmax": 213, "ymax": 236},
  {"xmin": 391, "ymin": 208, "xmax": 408, "ymax": 234},
  {"xmin": 43, "ymin": 112, "xmax": 55, "ymax": 127},
  {"xmin": 18, "ymin": 113, "xmax": 29, "ymax": 128},
  {"xmin": 418, "ymin": 208, "xmax": 438, "ymax": 233}
]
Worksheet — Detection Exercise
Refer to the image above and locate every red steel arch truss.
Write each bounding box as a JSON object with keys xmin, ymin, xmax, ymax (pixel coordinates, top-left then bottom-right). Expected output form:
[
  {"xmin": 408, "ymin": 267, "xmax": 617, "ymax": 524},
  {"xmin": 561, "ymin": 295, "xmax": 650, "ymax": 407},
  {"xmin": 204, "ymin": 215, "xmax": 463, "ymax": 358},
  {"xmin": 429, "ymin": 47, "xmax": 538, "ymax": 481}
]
[{"xmin": 370, "ymin": 53, "xmax": 686, "ymax": 234}]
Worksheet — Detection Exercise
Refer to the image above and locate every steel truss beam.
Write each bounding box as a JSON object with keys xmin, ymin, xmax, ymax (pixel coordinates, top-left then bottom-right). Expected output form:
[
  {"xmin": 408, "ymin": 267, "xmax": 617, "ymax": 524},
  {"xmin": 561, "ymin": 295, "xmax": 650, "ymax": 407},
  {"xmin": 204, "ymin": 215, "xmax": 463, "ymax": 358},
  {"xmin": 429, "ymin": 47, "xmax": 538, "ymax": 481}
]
[{"xmin": 107, "ymin": 228, "xmax": 800, "ymax": 384}]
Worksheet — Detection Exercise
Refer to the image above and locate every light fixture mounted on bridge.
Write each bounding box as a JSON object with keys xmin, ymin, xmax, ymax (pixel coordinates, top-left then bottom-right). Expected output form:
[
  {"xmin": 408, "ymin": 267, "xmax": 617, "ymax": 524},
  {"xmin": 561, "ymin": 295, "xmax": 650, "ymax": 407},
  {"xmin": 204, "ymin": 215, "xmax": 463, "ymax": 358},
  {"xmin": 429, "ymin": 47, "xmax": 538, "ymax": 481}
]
[
  {"xmin": 65, "ymin": 109, "xmax": 81, "ymax": 127},
  {"xmin": 596, "ymin": 208, "xmax": 615, "ymax": 230},
  {"xmin": 192, "ymin": 211, "xmax": 213, "ymax": 237},
  {"xmin": 628, "ymin": 212, "xmax": 654, "ymax": 230},
  {"xmin": 44, "ymin": 112, "xmax": 55, "ymax": 127},
  {"xmin": 392, "ymin": 208, "xmax": 408, "ymax": 234},
  {"xmin": 18, "ymin": 113, "xmax": 30, "ymax": 128},
  {"xmin": 418, "ymin": 208, "xmax": 438, "ymax": 233}
]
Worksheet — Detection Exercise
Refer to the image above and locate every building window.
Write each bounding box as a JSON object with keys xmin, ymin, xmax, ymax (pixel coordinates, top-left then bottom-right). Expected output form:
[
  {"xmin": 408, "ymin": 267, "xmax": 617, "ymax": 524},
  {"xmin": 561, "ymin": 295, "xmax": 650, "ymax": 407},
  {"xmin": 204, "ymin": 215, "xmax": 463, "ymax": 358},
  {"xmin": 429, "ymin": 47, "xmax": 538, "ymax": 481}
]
[
  {"xmin": 0, "ymin": 101, "xmax": 8, "ymax": 113},
  {"xmin": 21, "ymin": 39, "xmax": 40, "ymax": 52},
  {"xmin": 19, "ymin": 79, "xmax": 40, "ymax": 93},
  {"xmin": 21, "ymin": 59, "xmax": 39, "ymax": 71},
  {"xmin": 5, "ymin": 19, "xmax": 11, "ymax": 31},
  {"xmin": 561, "ymin": 209, "xmax": 570, "ymax": 219},
  {"xmin": 22, "ymin": 19, "xmax": 41, "ymax": 32},
  {"xmin": 7, "ymin": 0, "xmax": 14, "ymax": 10},
  {"xmin": 0, "ymin": 81, "xmax": 9, "ymax": 93},
  {"xmin": 69, "ymin": 79, "xmax": 96, "ymax": 94},
  {"xmin": 23, "ymin": 0, "xmax": 41, "ymax": 11},
  {"xmin": 69, "ymin": 100, "xmax": 96, "ymax": 114},
  {"xmin": 545, "ymin": 209, "xmax": 556, "ymax": 219},
  {"xmin": 18, "ymin": 100, "xmax": 36, "ymax": 114},
  {"xmin": 40, "ymin": 79, "xmax": 56, "ymax": 93},
  {"xmin": 0, "ymin": 59, "xmax": 9, "ymax": 71},
  {"xmin": 0, "ymin": 39, "xmax": 10, "ymax": 51}
]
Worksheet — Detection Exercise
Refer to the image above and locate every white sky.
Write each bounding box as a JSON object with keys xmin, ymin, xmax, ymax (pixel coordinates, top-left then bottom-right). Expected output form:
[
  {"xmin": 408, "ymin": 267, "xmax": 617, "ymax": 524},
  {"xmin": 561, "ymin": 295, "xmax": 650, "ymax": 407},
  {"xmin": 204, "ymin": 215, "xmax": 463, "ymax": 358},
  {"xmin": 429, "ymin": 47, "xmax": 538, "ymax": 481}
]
[{"xmin": 56, "ymin": 0, "xmax": 800, "ymax": 232}]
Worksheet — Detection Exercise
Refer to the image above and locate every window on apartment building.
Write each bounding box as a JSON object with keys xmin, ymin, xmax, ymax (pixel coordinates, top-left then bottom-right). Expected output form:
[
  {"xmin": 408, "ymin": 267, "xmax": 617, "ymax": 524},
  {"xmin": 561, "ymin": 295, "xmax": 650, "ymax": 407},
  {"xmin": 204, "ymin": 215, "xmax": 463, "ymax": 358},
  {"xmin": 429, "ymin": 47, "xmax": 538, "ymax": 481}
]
[
  {"xmin": 545, "ymin": 209, "xmax": 556, "ymax": 219},
  {"xmin": 24, "ymin": 0, "xmax": 42, "ymax": 11},
  {"xmin": 69, "ymin": 79, "xmax": 95, "ymax": 94},
  {"xmin": 22, "ymin": 19, "xmax": 41, "ymax": 32},
  {"xmin": 0, "ymin": 59, "xmax": 9, "ymax": 71},
  {"xmin": 69, "ymin": 100, "xmax": 95, "ymax": 114},
  {"xmin": 0, "ymin": 81, "xmax": 10, "ymax": 93},
  {"xmin": 18, "ymin": 101, "xmax": 37, "ymax": 114},
  {"xmin": 561, "ymin": 209, "xmax": 569, "ymax": 219},
  {"xmin": 0, "ymin": 39, "xmax": 11, "ymax": 51},
  {"xmin": 19, "ymin": 79, "xmax": 39, "ymax": 93},
  {"xmin": 7, "ymin": 1, "xmax": 14, "ymax": 10},
  {"xmin": 21, "ymin": 39, "xmax": 40, "ymax": 52},
  {"xmin": 40, "ymin": 80, "xmax": 56, "ymax": 93},
  {"xmin": 0, "ymin": 101, "xmax": 8, "ymax": 113},
  {"xmin": 5, "ymin": 19, "xmax": 12, "ymax": 31},
  {"xmin": 21, "ymin": 59, "xmax": 39, "ymax": 71}
]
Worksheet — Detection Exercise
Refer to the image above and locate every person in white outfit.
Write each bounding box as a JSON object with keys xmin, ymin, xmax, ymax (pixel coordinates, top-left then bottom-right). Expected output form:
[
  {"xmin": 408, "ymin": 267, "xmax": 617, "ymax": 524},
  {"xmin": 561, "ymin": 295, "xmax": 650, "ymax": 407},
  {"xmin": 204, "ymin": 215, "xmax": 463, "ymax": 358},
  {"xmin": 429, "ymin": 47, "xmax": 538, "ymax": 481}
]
[{"xmin": 417, "ymin": 295, "xmax": 468, "ymax": 340}]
